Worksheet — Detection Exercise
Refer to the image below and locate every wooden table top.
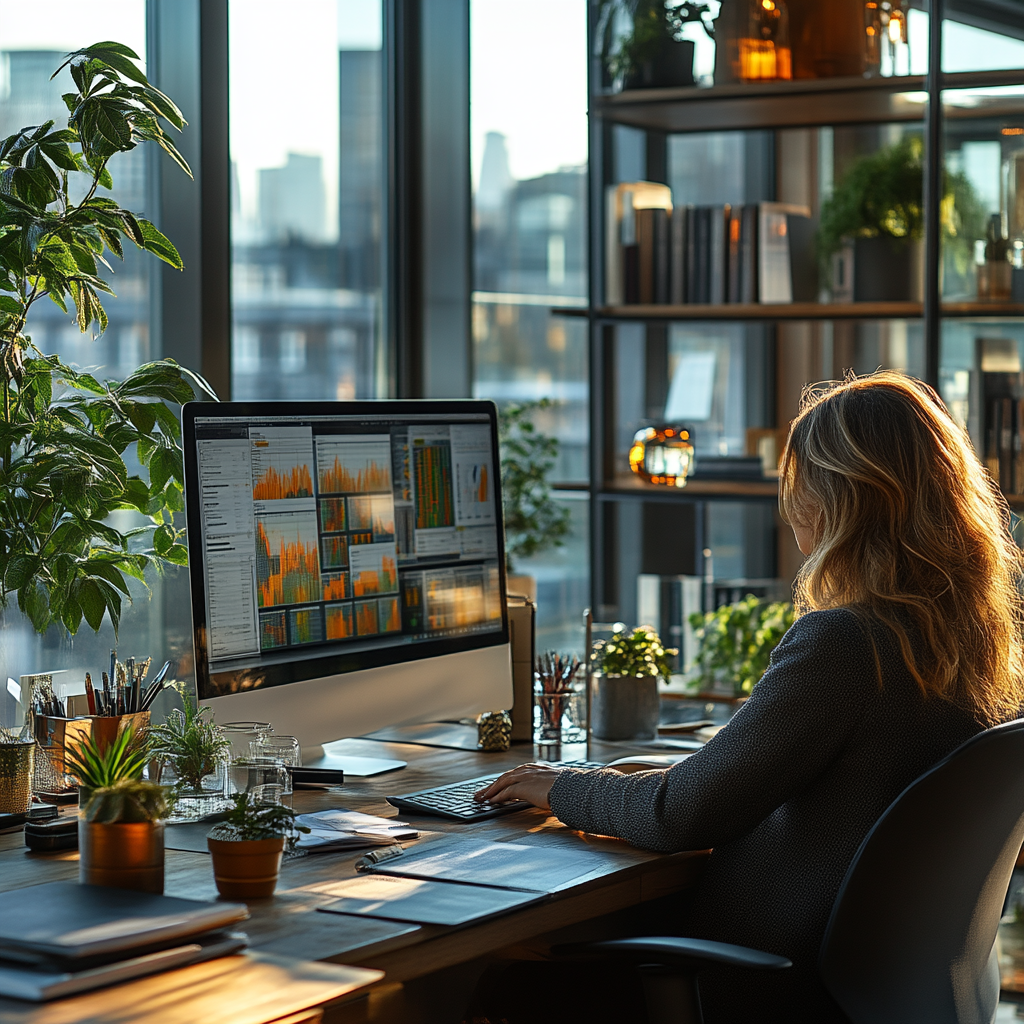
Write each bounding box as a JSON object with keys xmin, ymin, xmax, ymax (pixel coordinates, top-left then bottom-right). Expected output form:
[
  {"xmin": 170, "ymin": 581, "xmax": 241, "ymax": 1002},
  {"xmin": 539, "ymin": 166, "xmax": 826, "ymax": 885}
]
[{"xmin": 0, "ymin": 737, "xmax": 710, "ymax": 991}]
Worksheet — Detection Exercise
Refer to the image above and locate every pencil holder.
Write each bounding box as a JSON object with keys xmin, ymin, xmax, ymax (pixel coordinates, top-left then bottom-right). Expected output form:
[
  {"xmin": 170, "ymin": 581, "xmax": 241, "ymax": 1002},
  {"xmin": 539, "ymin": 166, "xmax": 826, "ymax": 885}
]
[
  {"xmin": 32, "ymin": 712, "xmax": 150, "ymax": 793},
  {"xmin": 0, "ymin": 741, "xmax": 34, "ymax": 814}
]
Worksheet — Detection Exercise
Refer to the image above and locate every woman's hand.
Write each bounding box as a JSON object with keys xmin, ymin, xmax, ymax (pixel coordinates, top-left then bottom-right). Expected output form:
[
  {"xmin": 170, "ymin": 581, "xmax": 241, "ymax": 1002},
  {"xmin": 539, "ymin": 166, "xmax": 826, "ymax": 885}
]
[{"xmin": 474, "ymin": 763, "xmax": 562, "ymax": 811}]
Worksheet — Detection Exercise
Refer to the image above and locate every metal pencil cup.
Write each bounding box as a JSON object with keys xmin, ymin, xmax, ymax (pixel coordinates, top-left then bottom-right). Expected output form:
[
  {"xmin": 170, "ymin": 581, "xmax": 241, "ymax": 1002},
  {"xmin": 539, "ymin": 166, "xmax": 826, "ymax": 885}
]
[{"xmin": 0, "ymin": 742, "xmax": 34, "ymax": 813}]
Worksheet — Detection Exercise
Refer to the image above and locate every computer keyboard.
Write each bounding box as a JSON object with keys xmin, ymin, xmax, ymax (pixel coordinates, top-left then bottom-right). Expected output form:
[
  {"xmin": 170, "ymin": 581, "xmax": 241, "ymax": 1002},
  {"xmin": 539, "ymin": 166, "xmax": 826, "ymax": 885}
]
[{"xmin": 386, "ymin": 760, "xmax": 607, "ymax": 821}]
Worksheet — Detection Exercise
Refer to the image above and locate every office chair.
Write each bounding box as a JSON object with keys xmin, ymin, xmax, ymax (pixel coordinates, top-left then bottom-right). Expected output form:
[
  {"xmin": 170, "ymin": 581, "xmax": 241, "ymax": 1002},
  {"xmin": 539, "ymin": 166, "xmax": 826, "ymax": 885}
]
[{"xmin": 555, "ymin": 718, "xmax": 1024, "ymax": 1024}]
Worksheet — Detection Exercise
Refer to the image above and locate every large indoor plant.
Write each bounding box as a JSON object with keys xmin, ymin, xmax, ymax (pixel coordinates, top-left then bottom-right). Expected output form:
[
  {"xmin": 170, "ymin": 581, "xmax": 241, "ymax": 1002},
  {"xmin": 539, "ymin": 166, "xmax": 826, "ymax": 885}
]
[
  {"xmin": 79, "ymin": 776, "xmax": 173, "ymax": 894},
  {"xmin": 207, "ymin": 791, "xmax": 309, "ymax": 899},
  {"xmin": 0, "ymin": 42, "xmax": 215, "ymax": 638},
  {"xmin": 818, "ymin": 136, "xmax": 984, "ymax": 301},
  {"xmin": 589, "ymin": 626, "xmax": 676, "ymax": 741},
  {"xmin": 688, "ymin": 595, "xmax": 795, "ymax": 697},
  {"xmin": 498, "ymin": 399, "xmax": 571, "ymax": 601}
]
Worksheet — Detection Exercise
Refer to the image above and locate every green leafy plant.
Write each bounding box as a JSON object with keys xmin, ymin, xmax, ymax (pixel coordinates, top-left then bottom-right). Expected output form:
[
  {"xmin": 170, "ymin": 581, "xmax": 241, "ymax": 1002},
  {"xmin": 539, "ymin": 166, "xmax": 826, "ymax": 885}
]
[
  {"xmin": 84, "ymin": 777, "xmax": 173, "ymax": 823},
  {"xmin": 818, "ymin": 136, "xmax": 985, "ymax": 278},
  {"xmin": 208, "ymin": 790, "xmax": 310, "ymax": 847},
  {"xmin": 498, "ymin": 399, "xmax": 571, "ymax": 574},
  {"xmin": 150, "ymin": 689, "xmax": 229, "ymax": 793},
  {"xmin": 64, "ymin": 720, "xmax": 149, "ymax": 793},
  {"xmin": 591, "ymin": 626, "xmax": 676, "ymax": 679},
  {"xmin": 0, "ymin": 42, "xmax": 217, "ymax": 636},
  {"xmin": 689, "ymin": 595, "xmax": 795, "ymax": 696}
]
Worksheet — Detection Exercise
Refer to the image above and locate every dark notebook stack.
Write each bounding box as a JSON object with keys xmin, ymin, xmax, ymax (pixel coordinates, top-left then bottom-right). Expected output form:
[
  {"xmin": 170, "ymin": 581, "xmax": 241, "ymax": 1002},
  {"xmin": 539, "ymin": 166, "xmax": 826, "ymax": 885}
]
[{"xmin": 0, "ymin": 882, "xmax": 249, "ymax": 1001}]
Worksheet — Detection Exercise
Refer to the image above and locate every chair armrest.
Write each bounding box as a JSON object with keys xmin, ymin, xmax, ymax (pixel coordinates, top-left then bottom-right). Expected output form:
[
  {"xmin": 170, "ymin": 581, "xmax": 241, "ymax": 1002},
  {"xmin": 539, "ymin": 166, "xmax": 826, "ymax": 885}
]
[{"xmin": 553, "ymin": 937, "xmax": 792, "ymax": 971}]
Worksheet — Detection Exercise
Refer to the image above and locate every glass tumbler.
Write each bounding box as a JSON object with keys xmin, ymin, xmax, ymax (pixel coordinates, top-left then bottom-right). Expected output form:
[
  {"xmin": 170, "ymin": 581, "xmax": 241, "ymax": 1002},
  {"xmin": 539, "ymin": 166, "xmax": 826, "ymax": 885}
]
[{"xmin": 220, "ymin": 722, "xmax": 273, "ymax": 794}]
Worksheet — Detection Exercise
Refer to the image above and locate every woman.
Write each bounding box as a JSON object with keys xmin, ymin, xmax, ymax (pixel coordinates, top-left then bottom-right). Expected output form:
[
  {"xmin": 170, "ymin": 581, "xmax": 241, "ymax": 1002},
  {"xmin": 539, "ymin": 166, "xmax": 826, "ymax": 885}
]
[{"xmin": 476, "ymin": 371, "xmax": 1024, "ymax": 1023}]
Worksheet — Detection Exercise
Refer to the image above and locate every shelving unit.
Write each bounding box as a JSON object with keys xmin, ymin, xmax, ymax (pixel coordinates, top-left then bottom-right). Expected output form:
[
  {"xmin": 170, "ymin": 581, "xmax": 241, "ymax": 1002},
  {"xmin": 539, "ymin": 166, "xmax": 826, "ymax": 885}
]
[{"xmin": 571, "ymin": 2, "xmax": 1024, "ymax": 626}]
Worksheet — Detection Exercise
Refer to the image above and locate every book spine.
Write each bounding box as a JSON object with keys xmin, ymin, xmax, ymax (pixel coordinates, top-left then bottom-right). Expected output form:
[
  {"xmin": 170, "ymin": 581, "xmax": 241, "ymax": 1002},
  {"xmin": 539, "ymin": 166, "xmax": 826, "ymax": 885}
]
[
  {"xmin": 759, "ymin": 203, "xmax": 793, "ymax": 304},
  {"xmin": 727, "ymin": 207, "xmax": 742, "ymax": 304},
  {"xmin": 741, "ymin": 204, "xmax": 758, "ymax": 303},
  {"xmin": 696, "ymin": 207, "xmax": 710, "ymax": 304},
  {"xmin": 605, "ymin": 186, "xmax": 623, "ymax": 306},
  {"xmin": 671, "ymin": 205, "xmax": 687, "ymax": 305},
  {"xmin": 654, "ymin": 208, "xmax": 670, "ymax": 304},
  {"xmin": 709, "ymin": 205, "xmax": 729, "ymax": 305},
  {"xmin": 685, "ymin": 206, "xmax": 698, "ymax": 303},
  {"xmin": 637, "ymin": 207, "xmax": 655, "ymax": 305}
]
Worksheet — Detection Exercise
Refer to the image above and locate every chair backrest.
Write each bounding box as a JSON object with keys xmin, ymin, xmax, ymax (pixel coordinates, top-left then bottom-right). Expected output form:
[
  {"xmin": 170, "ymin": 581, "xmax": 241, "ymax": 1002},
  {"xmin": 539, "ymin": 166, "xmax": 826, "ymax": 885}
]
[{"xmin": 820, "ymin": 719, "xmax": 1024, "ymax": 1024}]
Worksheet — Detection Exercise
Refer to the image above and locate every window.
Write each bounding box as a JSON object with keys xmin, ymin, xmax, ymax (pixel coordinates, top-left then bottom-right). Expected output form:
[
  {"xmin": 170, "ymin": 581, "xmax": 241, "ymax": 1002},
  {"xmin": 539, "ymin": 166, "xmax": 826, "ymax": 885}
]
[
  {"xmin": 471, "ymin": 0, "xmax": 590, "ymax": 651},
  {"xmin": 229, "ymin": 0, "xmax": 386, "ymax": 402}
]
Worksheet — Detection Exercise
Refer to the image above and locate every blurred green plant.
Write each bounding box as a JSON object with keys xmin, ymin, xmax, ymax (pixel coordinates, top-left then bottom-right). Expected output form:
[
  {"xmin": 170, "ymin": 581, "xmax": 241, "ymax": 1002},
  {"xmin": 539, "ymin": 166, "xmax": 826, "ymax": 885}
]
[
  {"xmin": 689, "ymin": 596, "xmax": 795, "ymax": 696},
  {"xmin": 0, "ymin": 42, "xmax": 216, "ymax": 637},
  {"xmin": 498, "ymin": 399, "xmax": 571, "ymax": 574},
  {"xmin": 818, "ymin": 135, "xmax": 985, "ymax": 280},
  {"xmin": 591, "ymin": 625, "xmax": 677, "ymax": 679}
]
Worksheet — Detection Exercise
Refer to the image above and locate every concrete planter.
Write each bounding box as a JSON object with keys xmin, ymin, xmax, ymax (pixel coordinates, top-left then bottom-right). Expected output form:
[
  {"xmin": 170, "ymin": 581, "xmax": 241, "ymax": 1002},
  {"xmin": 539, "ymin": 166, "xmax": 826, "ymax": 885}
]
[{"xmin": 591, "ymin": 673, "xmax": 660, "ymax": 741}]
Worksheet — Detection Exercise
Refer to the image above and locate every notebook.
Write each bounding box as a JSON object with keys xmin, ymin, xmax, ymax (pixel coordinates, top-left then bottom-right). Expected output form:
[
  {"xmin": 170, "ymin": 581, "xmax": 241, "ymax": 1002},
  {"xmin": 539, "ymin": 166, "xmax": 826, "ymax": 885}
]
[
  {"xmin": 317, "ymin": 874, "xmax": 542, "ymax": 926},
  {"xmin": 0, "ymin": 882, "xmax": 249, "ymax": 963},
  {"xmin": 370, "ymin": 836, "xmax": 604, "ymax": 893}
]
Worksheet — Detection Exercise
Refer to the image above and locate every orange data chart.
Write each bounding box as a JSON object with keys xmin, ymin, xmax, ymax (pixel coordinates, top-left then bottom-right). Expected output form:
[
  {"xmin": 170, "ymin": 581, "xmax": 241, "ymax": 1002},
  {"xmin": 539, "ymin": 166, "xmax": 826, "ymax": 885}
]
[
  {"xmin": 253, "ymin": 463, "xmax": 314, "ymax": 501},
  {"xmin": 315, "ymin": 437, "xmax": 393, "ymax": 495},
  {"xmin": 256, "ymin": 514, "xmax": 322, "ymax": 607}
]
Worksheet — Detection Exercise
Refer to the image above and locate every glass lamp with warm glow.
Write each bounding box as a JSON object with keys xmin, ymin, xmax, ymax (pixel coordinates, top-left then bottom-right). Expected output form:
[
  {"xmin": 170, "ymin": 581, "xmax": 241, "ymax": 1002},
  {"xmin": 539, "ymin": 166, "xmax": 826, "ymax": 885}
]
[
  {"xmin": 738, "ymin": 0, "xmax": 792, "ymax": 81},
  {"xmin": 629, "ymin": 427, "xmax": 695, "ymax": 488}
]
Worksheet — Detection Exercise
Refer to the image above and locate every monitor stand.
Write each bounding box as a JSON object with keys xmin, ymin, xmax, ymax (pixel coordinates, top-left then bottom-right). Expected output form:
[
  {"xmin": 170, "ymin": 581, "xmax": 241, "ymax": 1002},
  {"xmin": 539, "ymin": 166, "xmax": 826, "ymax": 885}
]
[{"xmin": 302, "ymin": 741, "xmax": 407, "ymax": 778}]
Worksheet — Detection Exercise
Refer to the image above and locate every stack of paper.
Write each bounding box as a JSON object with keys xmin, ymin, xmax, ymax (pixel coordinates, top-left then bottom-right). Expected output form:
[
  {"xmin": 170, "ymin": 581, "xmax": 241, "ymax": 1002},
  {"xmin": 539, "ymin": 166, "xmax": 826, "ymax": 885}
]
[{"xmin": 294, "ymin": 809, "xmax": 417, "ymax": 853}]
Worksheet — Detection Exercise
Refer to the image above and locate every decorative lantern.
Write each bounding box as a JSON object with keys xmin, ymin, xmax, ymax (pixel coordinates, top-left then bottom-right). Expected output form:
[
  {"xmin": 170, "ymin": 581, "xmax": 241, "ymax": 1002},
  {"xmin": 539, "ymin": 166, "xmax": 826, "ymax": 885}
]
[
  {"xmin": 738, "ymin": 0, "xmax": 792, "ymax": 81},
  {"xmin": 629, "ymin": 427, "xmax": 695, "ymax": 488}
]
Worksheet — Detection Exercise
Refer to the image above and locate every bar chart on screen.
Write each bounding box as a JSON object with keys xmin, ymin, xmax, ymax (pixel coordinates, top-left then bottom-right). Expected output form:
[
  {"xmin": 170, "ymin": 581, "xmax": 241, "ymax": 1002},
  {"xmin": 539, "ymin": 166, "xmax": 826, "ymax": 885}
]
[
  {"xmin": 316, "ymin": 436, "xmax": 393, "ymax": 494},
  {"xmin": 256, "ymin": 514, "xmax": 322, "ymax": 607}
]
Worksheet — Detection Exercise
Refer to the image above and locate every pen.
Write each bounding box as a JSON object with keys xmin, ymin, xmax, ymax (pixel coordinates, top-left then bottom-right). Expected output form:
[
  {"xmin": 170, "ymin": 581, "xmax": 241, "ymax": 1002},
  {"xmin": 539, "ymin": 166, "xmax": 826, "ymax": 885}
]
[
  {"xmin": 84, "ymin": 673, "xmax": 96, "ymax": 716},
  {"xmin": 355, "ymin": 844, "xmax": 405, "ymax": 872}
]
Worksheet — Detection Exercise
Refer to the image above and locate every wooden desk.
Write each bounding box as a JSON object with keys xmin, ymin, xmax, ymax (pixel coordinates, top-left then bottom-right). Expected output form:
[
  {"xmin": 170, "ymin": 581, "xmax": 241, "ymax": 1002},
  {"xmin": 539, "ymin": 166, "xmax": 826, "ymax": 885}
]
[{"xmin": 0, "ymin": 738, "xmax": 709, "ymax": 1023}]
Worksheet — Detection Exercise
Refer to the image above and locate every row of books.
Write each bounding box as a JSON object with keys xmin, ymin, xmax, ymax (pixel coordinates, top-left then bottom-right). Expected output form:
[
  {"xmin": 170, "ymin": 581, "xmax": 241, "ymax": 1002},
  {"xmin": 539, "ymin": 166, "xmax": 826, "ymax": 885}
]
[{"xmin": 605, "ymin": 182, "xmax": 816, "ymax": 307}]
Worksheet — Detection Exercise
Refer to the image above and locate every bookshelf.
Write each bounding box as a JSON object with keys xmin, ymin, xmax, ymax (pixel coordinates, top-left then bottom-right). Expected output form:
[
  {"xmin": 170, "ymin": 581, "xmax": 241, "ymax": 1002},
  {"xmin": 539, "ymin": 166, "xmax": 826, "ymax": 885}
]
[{"xmin": 574, "ymin": 3, "xmax": 1024, "ymax": 626}]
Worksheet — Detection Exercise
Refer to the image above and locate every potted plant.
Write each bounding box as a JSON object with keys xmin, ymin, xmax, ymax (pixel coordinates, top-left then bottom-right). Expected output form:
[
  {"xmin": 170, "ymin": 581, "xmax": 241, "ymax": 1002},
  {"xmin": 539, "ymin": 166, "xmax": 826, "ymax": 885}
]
[
  {"xmin": 818, "ymin": 136, "xmax": 984, "ymax": 302},
  {"xmin": 598, "ymin": 1, "xmax": 715, "ymax": 90},
  {"xmin": 207, "ymin": 791, "xmax": 309, "ymax": 899},
  {"xmin": 64, "ymin": 718, "xmax": 149, "ymax": 805},
  {"xmin": 688, "ymin": 595, "xmax": 795, "ymax": 698},
  {"xmin": 79, "ymin": 777, "xmax": 173, "ymax": 893},
  {"xmin": 0, "ymin": 42, "xmax": 216, "ymax": 641},
  {"xmin": 150, "ymin": 689, "xmax": 230, "ymax": 816},
  {"xmin": 498, "ymin": 399, "xmax": 572, "ymax": 602},
  {"xmin": 590, "ymin": 626, "xmax": 676, "ymax": 741}
]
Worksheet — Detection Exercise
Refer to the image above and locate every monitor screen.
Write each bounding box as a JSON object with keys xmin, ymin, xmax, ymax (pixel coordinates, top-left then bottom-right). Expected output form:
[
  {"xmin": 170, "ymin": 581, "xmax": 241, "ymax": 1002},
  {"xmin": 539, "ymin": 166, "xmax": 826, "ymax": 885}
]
[{"xmin": 183, "ymin": 401, "xmax": 508, "ymax": 700}]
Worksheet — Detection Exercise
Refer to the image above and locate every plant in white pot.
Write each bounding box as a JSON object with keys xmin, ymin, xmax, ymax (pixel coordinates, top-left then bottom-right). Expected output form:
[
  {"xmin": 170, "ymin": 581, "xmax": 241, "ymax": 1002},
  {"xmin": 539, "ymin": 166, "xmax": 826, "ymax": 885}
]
[
  {"xmin": 590, "ymin": 626, "xmax": 676, "ymax": 741},
  {"xmin": 207, "ymin": 791, "xmax": 309, "ymax": 899}
]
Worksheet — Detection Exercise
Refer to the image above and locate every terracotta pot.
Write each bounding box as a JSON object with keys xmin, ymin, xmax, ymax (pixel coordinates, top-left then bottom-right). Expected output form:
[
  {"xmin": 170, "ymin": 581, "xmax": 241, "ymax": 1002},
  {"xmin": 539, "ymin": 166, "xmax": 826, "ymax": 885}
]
[
  {"xmin": 591, "ymin": 673, "xmax": 661, "ymax": 741},
  {"xmin": 207, "ymin": 835, "xmax": 285, "ymax": 899},
  {"xmin": 79, "ymin": 820, "xmax": 164, "ymax": 893}
]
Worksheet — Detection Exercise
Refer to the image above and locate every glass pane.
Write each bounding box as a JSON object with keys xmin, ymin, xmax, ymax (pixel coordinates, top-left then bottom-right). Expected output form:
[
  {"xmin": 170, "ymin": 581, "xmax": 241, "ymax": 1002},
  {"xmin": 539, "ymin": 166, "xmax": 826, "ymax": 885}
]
[
  {"xmin": 229, "ymin": 0, "xmax": 385, "ymax": 401},
  {"xmin": 0, "ymin": 3, "xmax": 196, "ymax": 696},
  {"xmin": 942, "ymin": 17, "xmax": 1024, "ymax": 74},
  {"xmin": 471, "ymin": 0, "xmax": 590, "ymax": 653}
]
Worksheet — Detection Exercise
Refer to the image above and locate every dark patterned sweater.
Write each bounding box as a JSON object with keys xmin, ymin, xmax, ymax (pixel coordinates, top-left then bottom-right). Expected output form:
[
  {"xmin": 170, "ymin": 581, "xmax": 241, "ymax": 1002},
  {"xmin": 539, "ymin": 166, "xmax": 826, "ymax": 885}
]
[{"xmin": 549, "ymin": 608, "xmax": 994, "ymax": 1023}]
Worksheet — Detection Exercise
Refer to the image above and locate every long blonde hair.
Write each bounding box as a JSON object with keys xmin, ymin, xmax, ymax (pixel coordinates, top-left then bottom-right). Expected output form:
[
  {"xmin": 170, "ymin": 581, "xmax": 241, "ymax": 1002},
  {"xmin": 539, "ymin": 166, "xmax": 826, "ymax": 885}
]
[{"xmin": 779, "ymin": 370, "xmax": 1024, "ymax": 725}]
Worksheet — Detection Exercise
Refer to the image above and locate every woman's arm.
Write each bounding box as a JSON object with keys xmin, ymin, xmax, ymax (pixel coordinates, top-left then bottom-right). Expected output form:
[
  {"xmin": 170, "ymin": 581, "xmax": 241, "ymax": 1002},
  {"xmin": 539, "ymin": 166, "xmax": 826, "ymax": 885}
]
[{"xmin": 488, "ymin": 609, "xmax": 873, "ymax": 852}]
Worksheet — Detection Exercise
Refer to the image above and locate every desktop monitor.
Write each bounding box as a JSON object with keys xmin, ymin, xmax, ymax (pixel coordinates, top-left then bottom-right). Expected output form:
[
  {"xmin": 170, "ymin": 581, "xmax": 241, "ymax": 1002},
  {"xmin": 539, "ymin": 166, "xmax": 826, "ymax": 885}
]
[{"xmin": 181, "ymin": 400, "xmax": 513, "ymax": 772}]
